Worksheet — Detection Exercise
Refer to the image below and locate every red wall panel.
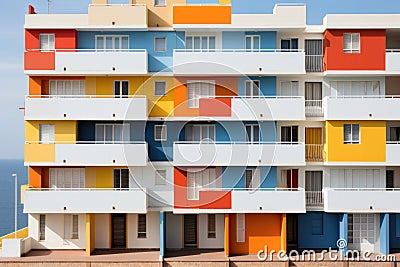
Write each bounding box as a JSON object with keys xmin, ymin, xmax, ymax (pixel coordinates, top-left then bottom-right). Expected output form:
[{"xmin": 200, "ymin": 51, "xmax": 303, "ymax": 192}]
[
  {"xmin": 25, "ymin": 29, "xmax": 77, "ymax": 50},
  {"xmin": 324, "ymin": 29, "xmax": 386, "ymax": 71}
]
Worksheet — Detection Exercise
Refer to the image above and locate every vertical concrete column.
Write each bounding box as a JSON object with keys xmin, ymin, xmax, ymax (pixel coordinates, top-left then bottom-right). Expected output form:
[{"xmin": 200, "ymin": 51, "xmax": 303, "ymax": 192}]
[
  {"xmin": 86, "ymin": 214, "xmax": 95, "ymax": 256},
  {"xmin": 339, "ymin": 213, "xmax": 348, "ymax": 254},
  {"xmin": 160, "ymin": 211, "xmax": 166, "ymax": 259},
  {"xmin": 224, "ymin": 214, "xmax": 229, "ymax": 257},
  {"xmin": 380, "ymin": 213, "xmax": 389, "ymax": 254}
]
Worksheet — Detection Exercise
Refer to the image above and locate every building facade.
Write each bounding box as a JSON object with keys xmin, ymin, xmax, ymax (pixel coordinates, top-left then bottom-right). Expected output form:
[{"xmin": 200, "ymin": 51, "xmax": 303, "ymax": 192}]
[{"xmin": 22, "ymin": 0, "xmax": 400, "ymax": 258}]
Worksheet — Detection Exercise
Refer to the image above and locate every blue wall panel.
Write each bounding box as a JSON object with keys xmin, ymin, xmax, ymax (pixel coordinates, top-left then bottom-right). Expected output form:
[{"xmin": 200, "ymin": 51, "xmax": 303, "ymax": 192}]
[
  {"xmin": 222, "ymin": 31, "xmax": 276, "ymax": 50},
  {"xmin": 221, "ymin": 166, "xmax": 276, "ymax": 189},
  {"xmin": 237, "ymin": 76, "xmax": 277, "ymax": 96},
  {"xmin": 216, "ymin": 121, "xmax": 276, "ymax": 142},
  {"xmin": 389, "ymin": 214, "xmax": 400, "ymax": 249},
  {"xmin": 298, "ymin": 212, "xmax": 340, "ymax": 249}
]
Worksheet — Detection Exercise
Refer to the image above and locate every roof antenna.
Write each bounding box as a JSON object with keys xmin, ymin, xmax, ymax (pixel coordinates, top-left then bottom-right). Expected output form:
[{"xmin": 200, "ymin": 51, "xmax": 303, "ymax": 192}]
[{"xmin": 48, "ymin": 0, "xmax": 51, "ymax": 14}]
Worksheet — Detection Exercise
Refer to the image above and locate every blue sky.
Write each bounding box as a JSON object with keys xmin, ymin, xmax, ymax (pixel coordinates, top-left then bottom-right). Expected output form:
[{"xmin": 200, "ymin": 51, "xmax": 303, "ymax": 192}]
[{"xmin": 0, "ymin": 0, "xmax": 399, "ymax": 159}]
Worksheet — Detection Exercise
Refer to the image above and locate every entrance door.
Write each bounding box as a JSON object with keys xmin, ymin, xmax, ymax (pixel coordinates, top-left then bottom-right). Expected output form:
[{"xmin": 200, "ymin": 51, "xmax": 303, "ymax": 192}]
[
  {"xmin": 287, "ymin": 214, "xmax": 298, "ymax": 251},
  {"xmin": 348, "ymin": 214, "xmax": 376, "ymax": 252},
  {"xmin": 184, "ymin": 214, "xmax": 198, "ymax": 247},
  {"xmin": 111, "ymin": 214, "xmax": 126, "ymax": 248},
  {"xmin": 305, "ymin": 39, "xmax": 323, "ymax": 72}
]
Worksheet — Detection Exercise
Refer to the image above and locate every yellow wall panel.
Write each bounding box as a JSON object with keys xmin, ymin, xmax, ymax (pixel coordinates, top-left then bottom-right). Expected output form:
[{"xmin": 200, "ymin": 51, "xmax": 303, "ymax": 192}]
[
  {"xmin": 219, "ymin": 0, "xmax": 231, "ymax": 4},
  {"xmin": 85, "ymin": 77, "xmax": 97, "ymax": 95},
  {"xmin": 25, "ymin": 121, "xmax": 77, "ymax": 143},
  {"xmin": 95, "ymin": 167, "xmax": 113, "ymax": 188},
  {"xmin": 325, "ymin": 121, "xmax": 386, "ymax": 162},
  {"xmin": 85, "ymin": 167, "xmax": 97, "ymax": 188},
  {"xmin": 135, "ymin": 0, "xmax": 186, "ymax": 27},
  {"xmin": 24, "ymin": 144, "xmax": 55, "ymax": 162}
]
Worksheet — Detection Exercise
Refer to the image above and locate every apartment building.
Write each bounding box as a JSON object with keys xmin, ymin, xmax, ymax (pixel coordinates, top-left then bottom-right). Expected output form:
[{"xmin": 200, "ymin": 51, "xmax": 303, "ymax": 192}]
[{"xmin": 22, "ymin": 0, "xmax": 400, "ymax": 258}]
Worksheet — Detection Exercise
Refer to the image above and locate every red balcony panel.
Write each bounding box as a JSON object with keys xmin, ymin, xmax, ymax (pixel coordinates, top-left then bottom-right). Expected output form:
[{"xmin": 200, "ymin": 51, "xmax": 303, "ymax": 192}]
[
  {"xmin": 24, "ymin": 51, "xmax": 55, "ymax": 70},
  {"xmin": 199, "ymin": 97, "xmax": 232, "ymax": 117}
]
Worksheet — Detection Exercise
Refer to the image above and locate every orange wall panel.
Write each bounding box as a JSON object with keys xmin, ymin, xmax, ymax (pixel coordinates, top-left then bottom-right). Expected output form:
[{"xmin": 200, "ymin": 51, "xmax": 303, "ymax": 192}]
[
  {"xmin": 229, "ymin": 214, "xmax": 284, "ymax": 255},
  {"xmin": 173, "ymin": 77, "xmax": 238, "ymax": 117},
  {"xmin": 173, "ymin": 5, "xmax": 231, "ymax": 24},
  {"xmin": 174, "ymin": 168, "xmax": 232, "ymax": 209},
  {"xmin": 324, "ymin": 29, "xmax": 386, "ymax": 71},
  {"xmin": 28, "ymin": 167, "xmax": 42, "ymax": 188}
]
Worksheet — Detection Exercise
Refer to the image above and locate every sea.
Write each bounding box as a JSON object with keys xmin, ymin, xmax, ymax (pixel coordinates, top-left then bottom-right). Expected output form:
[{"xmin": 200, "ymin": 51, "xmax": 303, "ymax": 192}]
[{"xmin": 0, "ymin": 159, "xmax": 28, "ymax": 236}]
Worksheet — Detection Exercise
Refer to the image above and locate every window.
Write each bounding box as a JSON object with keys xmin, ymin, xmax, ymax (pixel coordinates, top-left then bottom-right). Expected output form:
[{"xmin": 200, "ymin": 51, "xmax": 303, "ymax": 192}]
[
  {"xmin": 154, "ymin": 81, "xmax": 166, "ymax": 96},
  {"xmin": 187, "ymin": 80, "xmax": 215, "ymax": 108},
  {"xmin": 281, "ymin": 38, "xmax": 299, "ymax": 51},
  {"xmin": 311, "ymin": 213, "xmax": 323, "ymax": 235},
  {"xmin": 344, "ymin": 124, "xmax": 360, "ymax": 144},
  {"xmin": 245, "ymin": 169, "xmax": 260, "ymax": 190},
  {"xmin": 281, "ymin": 126, "xmax": 299, "ymax": 144},
  {"xmin": 280, "ymin": 81, "xmax": 299, "ymax": 96},
  {"xmin": 137, "ymin": 214, "xmax": 147, "ymax": 238},
  {"xmin": 305, "ymin": 171, "xmax": 323, "ymax": 192},
  {"xmin": 154, "ymin": 0, "xmax": 166, "ymax": 6},
  {"xmin": 280, "ymin": 169, "xmax": 298, "ymax": 189},
  {"xmin": 49, "ymin": 80, "xmax": 85, "ymax": 96},
  {"xmin": 330, "ymin": 81, "xmax": 380, "ymax": 97},
  {"xmin": 154, "ymin": 125, "xmax": 167, "ymax": 141},
  {"xmin": 95, "ymin": 124, "xmax": 130, "ymax": 144},
  {"xmin": 95, "ymin": 35, "xmax": 129, "ymax": 51},
  {"xmin": 245, "ymin": 35, "xmax": 260, "ymax": 51},
  {"xmin": 348, "ymin": 214, "xmax": 375, "ymax": 244},
  {"xmin": 154, "ymin": 37, "xmax": 167, "ymax": 52},
  {"xmin": 187, "ymin": 168, "xmax": 216, "ymax": 200},
  {"xmin": 396, "ymin": 214, "xmax": 400, "ymax": 238},
  {"xmin": 386, "ymin": 170, "xmax": 394, "ymax": 189},
  {"xmin": 389, "ymin": 127, "xmax": 400, "ymax": 142},
  {"xmin": 49, "ymin": 168, "xmax": 85, "ymax": 189},
  {"xmin": 185, "ymin": 124, "xmax": 215, "ymax": 142},
  {"xmin": 114, "ymin": 81, "xmax": 129, "ymax": 98},
  {"xmin": 330, "ymin": 169, "xmax": 381, "ymax": 188},
  {"xmin": 155, "ymin": 170, "xmax": 167, "ymax": 185},
  {"xmin": 245, "ymin": 124, "xmax": 260, "ymax": 143},
  {"xmin": 114, "ymin": 169, "xmax": 129, "ymax": 189},
  {"xmin": 207, "ymin": 214, "xmax": 216, "ymax": 238},
  {"xmin": 39, "ymin": 124, "xmax": 55, "ymax": 144},
  {"xmin": 343, "ymin": 33, "xmax": 360, "ymax": 53},
  {"xmin": 64, "ymin": 214, "xmax": 79, "ymax": 239},
  {"xmin": 39, "ymin": 214, "xmax": 46, "ymax": 241},
  {"xmin": 40, "ymin": 34, "xmax": 55, "ymax": 51},
  {"xmin": 245, "ymin": 80, "xmax": 260, "ymax": 97},
  {"xmin": 185, "ymin": 36, "xmax": 216, "ymax": 51},
  {"xmin": 236, "ymin": 214, "xmax": 245, "ymax": 243}
]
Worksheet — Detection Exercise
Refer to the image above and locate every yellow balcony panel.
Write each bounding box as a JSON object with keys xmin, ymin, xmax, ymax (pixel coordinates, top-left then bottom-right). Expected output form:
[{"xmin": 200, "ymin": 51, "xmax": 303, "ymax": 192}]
[{"xmin": 24, "ymin": 144, "xmax": 55, "ymax": 163}]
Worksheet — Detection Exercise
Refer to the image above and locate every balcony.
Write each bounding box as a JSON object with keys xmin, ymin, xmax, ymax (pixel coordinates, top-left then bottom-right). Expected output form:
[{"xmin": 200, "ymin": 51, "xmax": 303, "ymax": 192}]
[
  {"xmin": 306, "ymin": 191, "xmax": 323, "ymax": 208},
  {"xmin": 173, "ymin": 142, "xmax": 305, "ymax": 166},
  {"xmin": 24, "ymin": 188, "xmax": 147, "ymax": 213},
  {"xmin": 24, "ymin": 49, "xmax": 148, "ymax": 75},
  {"xmin": 324, "ymin": 188, "xmax": 400, "ymax": 213},
  {"xmin": 88, "ymin": 4, "xmax": 147, "ymax": 27},
  {"xmin": 173, "ymin": 4, "xmax": 231, "ymax": 25},
  {"xmin": 305, "ymin": 100, "xmax": 323, "ymax": 117},
  {"xmin": 24, "ymin": 142, "xmax": 148, "ymax": 166},
  {"xmin": 305, "ymin": 144, "xmax": 324, "ymax": 162},
  {"xmin": 305, "ymin": 55, "xmax": 323, "ymax": 72},
  {"xmin": 386, "ymin": 50, "xmax": 400, "ymax": 72},
  {"xmin": 25, "ymin": 95, "xmax": 147, "ymax": 121},
  {"xmin": 324, "ymin": 96, "xmax": 400, "ymax": 120},
  {"xmin": 387, "ymin": 143, "xmax": 400, "ymax": 165},
  {"xmin": 231, "ymin": 96, "xmax": 305, "ymax": 121},
  {"xmin": 173, "ymin": 49, "xmax": 306, "ymax": 75},
  {"xmin": 231, "ymin": 188, "xmax": 306, "ymax": 213}
]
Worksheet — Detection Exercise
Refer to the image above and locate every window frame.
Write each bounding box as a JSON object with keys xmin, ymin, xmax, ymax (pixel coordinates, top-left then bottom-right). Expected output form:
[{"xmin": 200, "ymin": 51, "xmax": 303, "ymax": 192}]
[
  {"xmin": 207, "ymin": 214, "xmax": 216, "ymax": 239},
  {"xmin": 39, "ymin": 124, "xmax": 55, "ymax": 144},
  {"xmin": 343, "ymin": 33, "xmax": 360, "ymax": 54},
  {"xmin": 154, "ymin": 0, "xmax": 166, "ymax": 7},
  {"xmin": 154, "ymin": 125, "xmax": 167, "ymax": 141},
  {"xmin": 280, "ymin": 125, "xmax": 299, "ymax": 144},
  {"xmin": 137, "ymin": 214, "xmax": 147, "ymax": 239},
  {"xmin": 39, "ymin": 33, "xmax": 55, "ymax": 52},
  {"xmin": 114, "ymin": 80, "xmax": 129, "ymax": 98},
  {"xmin": 95, "ymin": 123, "xmax": 129, "ymax": 144},
  {"xmin": 155, "ymin": 169, "xmax": 167, "ymax": 186},
  {"xmin": 186, "ymin": 80, "xmax": 216, "ymax": 108},
  {"xmin": 244, "ymin": 80, "xmax": 260, "ymax": 97},
  {"xmin": 154, "ymin": 36, "xmax": 167, "ymax": 52},
  {"xmin": 344, "ymin": 124, "xmax": 360, "ymax": 144},
  {"xmin": 185, "ymin": 35, "xmax": 216, "ymax": 51},
  {"xmin": 245, "ymin": 35, "xmax": 261, "ymax": 51},
  {"xmin": 154, "ymin": 80, "xmax": 167, "ymax": 96},
  {"xmin": 113, "ymin": 169, "xmax": 130, "ymax": 189},
  {"xmin": 280, "ymin": 81, "xmax": 299, "ymax": 97},
  {"xmin": 245, "ymin": 124, "xmax": 261, "ymax": 144},
  {"xmin": 39, "ymin": 214, "xmax": 46, "ymax": 241},
  {"xmin": 95, "ymin": 35, "xmax": 129, "ymax": 51}
]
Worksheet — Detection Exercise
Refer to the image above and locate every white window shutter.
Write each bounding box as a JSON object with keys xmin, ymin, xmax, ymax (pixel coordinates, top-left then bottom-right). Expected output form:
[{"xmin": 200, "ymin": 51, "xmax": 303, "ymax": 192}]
[
  {"xmin": 187, "ymin": 173, "xmax": 196, "ymax": 200},
  {"xmin": 49, "ymin": 168, "xmax": 56, "ymax": 188},
  {"xmin": 236, "ymin": 214, "xmax": 245, "ymax": 243}
]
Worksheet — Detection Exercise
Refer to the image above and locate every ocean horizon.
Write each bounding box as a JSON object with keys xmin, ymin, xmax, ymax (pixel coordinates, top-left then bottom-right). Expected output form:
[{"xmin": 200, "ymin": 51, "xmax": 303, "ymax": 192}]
[{"xmin": 0, "ymin": 159, "xmax": 28, "ymax": 236}]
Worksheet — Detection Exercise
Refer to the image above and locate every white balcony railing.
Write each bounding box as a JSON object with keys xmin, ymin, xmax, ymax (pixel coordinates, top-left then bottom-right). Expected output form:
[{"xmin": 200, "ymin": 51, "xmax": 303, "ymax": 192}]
[
  {"xmin": 173, "ymin": 49, "xmax": 306, "ymax": 75},
  {"xmin": 25, "ymin": 141, "xmax": 148, "ymax": 166},
  {"xmin": 386, "ymin": 50, "xmax": 400, "ymax": 72},
  {"xmin": 324, "ymin": 188, "xmax": 400, "ymax": 213},
  {"xmin": 306, "ymin": 191, "xmax": 323, "ymax": 207},
  {"xmin": 386, "ymin": 143, "xmax": 400, "ymax": 165},
  {"xmin": 305, "ymin": 55, "xmax": 323, "ymax": 72},
  {"xmin": 24, "ymin": 188, "xmax": 148, "ymax": 213},
  {"xmin": 305, "ymin": 144, "xmax": 324, "ymax": 162},
  {"xmin": 305, "ymin": 100, "xmax": 323, "ymax": 117},
  {"xmin": 173, "ymin": 141, "xmax": 305, "ymax": 166},
  {"xmin": 25, "ymin": 95, "xmax": 147, "ymax": 121}
]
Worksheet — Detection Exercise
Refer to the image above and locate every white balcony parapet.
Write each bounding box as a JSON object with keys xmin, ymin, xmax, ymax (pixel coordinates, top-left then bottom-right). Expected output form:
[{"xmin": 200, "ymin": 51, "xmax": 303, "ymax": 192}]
[
  {"xmin": 231, "ymin": 96, "xmax": 305, "ymax": 121},
  {"xmin": 24, "ymin": 188, "xmax": 147, "ymax": 213},
  {"xmin": 25, "ymin": 49, "xmax": 148, "ymax": 75},
  {"xmin": 173, "ymin": 141, "xmax": 305, "ymax": 166},
  {"xmin": 386, "ymin": 143, "xmax": 400, "ymax": 165},
  {"xmin": 25, "ymin": 141, "xmax": 148, "ymax": 167},
  {"xmin": 173, "ymin": 49, "xmax": 306, "ymax": 75},
  {"xmin": 25, "ymin": 95, "xmax": 147, "ymax": 121},
  {"xmin": 386, "ymin": 50, "xmax": 400, "ymax": 73},
  {"xmin": 231, "ymin": 188, "xmax": 306, "ymax": 213},
  {"xmin": 324, "ymin": 95, "xmax": 400, "ymax": 120},
  {"xmin": 324, "ymin": 188, "xmax": 400, "ymax": 213}
]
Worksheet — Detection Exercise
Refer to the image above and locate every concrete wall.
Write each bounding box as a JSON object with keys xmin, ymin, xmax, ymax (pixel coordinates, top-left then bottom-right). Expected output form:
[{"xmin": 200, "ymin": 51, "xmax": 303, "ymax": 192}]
[
  {"xmin": 198, "ymin": 214, "xmax": 224, "ymax": 249},
  {"xmin": 127, "ymin": 212, "xmax": 160, "ymax": 249}
]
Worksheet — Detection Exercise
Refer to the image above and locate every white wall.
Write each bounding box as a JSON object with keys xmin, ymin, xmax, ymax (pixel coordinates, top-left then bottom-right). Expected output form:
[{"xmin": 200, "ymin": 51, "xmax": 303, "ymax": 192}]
[
  {"xmin": 276, "ymin": 76, "xmax": 326, "ymax": 97},
  {"xmin": 127, "ymin": 212, "xmax": 160, "ymax": 249},
  {"xmin": 95, "ymin": 214, "xmax": 110, "ymax": 248},
  {"xmin": 29, "ymin": 214, "xmax": 86, "ymax": 250},
  {"xmin": 198, "ymin": 214, "xmax": 224, "ymax": 249},
  {"xmin": 166, "ymin": 213, "xmax": 182, "ymax": 249}
]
